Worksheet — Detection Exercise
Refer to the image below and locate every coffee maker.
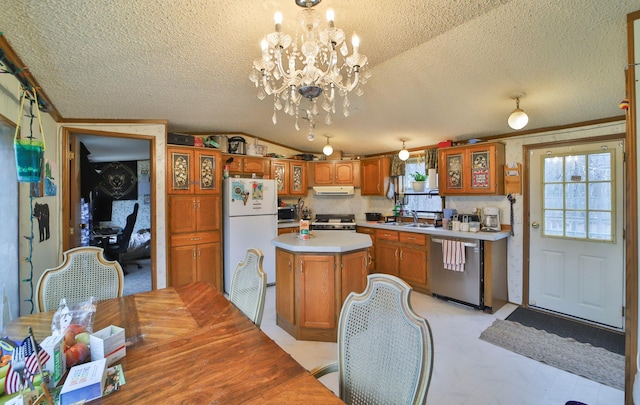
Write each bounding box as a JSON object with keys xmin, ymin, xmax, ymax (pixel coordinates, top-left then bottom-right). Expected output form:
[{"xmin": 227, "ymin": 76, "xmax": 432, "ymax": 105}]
[{"xmin": 482, "ymin": 207, "xmax": 501, "ymax": 232}]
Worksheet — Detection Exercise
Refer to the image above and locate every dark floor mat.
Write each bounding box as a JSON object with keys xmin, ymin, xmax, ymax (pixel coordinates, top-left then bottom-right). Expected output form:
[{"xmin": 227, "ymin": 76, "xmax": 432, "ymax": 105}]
[{"xmin": 506, "ymin": 307, "xmax": 625, "ymax": 355}]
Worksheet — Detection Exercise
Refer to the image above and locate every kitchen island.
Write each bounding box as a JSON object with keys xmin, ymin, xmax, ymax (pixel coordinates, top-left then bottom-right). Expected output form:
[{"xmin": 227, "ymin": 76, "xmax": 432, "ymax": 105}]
[{"xmin": 272, "ymin": 230, "xmax": 372, "ymax": 342}]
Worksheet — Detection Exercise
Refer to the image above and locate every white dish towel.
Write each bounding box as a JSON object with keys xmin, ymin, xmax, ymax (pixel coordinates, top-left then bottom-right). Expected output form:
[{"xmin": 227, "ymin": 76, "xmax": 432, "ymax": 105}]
[{"xmin": 442, "ymin": 240, "xmax": 466, "ymax": 272}]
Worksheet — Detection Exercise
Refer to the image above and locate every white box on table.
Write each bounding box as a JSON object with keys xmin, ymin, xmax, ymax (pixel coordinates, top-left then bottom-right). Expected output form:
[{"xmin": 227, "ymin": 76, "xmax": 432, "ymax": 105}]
[
  {"xmin": 90, "ymin": 325, "xmax": 126, "ymax": 366},
  {"xmin": 39, "ymin": 334, "xmax": 67, "ymax": 387},
  {"xmin": 59, "ymin": 358, "xmax": 107, "ymax": 405}
]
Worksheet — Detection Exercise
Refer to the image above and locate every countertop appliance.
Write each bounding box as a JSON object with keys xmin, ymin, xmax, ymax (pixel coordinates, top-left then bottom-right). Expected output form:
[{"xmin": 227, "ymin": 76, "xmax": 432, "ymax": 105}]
[
  {"xmin": 430, "ymin": 236, "xmax": 483, "ymax": 309},
  {"xmin": 312, "ymin": 214, "xmax": 356, "ymax": 231},
  {"xmin": 223, "ymin": 178, "xmax": 277, "ymax": 293},
  {"xmin": 227, "ymin": 136, "xmax": 246, "ymax": 155},
  {"xmin": 277, "ymin": 206, "xmax": 296, "ymax": 222},
  {"xmin": 482, "ymin": 207, "xmax": 501, "ymax": 232}
]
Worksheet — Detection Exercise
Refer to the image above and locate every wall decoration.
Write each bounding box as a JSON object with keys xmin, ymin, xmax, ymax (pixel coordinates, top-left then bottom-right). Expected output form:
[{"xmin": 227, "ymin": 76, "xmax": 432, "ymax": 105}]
[
  {"xmin": 32, "ymin": 202, "xmax": 50, "ymax": 242},
  {"xmin": 31, "ymin": 159, "xmax": 58, "ymax": 197},
  {"xmin": 95, "ymin": 161, "xmax": 138, "ymax": 200}
]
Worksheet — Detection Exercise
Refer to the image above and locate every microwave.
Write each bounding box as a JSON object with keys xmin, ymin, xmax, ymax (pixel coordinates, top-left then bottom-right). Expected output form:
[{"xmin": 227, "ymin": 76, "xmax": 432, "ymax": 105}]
[{"xmin": 278, "ymin": 206, "xmax": 296, "ymax": 222}]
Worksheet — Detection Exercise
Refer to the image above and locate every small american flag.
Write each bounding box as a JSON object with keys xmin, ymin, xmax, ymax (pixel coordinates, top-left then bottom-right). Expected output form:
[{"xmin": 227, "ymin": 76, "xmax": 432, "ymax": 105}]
[{"xmin": 4, "ymin": 337, "xmax": 51, "ymax": 395}]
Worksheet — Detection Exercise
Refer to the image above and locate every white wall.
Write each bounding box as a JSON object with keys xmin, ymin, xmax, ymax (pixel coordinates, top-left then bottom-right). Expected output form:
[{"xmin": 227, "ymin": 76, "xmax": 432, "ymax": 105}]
[{"xmin": 0, "ymin": 73, "xmax": 60, "ymax": 316}]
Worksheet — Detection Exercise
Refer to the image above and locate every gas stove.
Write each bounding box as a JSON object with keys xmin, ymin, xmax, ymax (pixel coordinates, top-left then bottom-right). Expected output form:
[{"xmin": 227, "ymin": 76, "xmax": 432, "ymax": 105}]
[{"xmin": 311, "ymin": 214, "xmax": 356, "ymax": 231}]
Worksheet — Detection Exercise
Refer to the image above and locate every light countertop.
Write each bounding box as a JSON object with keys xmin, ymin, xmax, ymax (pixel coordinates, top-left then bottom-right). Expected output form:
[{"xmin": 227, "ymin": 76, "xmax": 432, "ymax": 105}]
[
  {"xmin": 356, "ymin": 221, "xmax": 511, "ymax": 241},
  {"xmin": 272, "ymin": 230, "xmax": 372, "ymax": 253},
  {"xmin": 278, "ymin": 221, "xmax": 300, "ymax": 229}
]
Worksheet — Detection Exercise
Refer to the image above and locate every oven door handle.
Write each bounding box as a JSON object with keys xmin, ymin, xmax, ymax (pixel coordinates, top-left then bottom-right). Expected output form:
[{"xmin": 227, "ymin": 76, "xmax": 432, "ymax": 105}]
[{"xmin": 431, "ymin": 238, "xmax": 477, "ymax": 248}]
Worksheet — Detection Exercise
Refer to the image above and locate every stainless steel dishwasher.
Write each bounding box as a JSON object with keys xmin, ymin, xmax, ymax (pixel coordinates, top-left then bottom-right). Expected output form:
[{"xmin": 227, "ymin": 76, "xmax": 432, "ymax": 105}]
[{"xmin": 430, "ymin": 237, "xmax": 484, "ymax": 309}]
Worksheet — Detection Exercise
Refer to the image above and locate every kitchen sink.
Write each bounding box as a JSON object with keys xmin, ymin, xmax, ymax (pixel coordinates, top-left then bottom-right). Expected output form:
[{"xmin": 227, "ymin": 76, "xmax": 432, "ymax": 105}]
[{"xmin": 403, "ymin": 223, "xmax": 435, "ymax": 228}]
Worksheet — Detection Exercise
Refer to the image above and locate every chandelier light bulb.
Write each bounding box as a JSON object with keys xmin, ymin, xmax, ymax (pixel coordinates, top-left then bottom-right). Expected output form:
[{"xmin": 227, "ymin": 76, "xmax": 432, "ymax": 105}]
[
  {"xmin": 508, "ymin": 97, "xmax": 529, "ymax": 130},
  {"xmin": 352, "ymin": 33, "xmax": 360, "ymax": 49},
  {"xmin": 274, "ymin": 11, "xmax": 283, "ymax": 30},
  {"xmin": 326, "ymin": 9, "xmax": 334, "ymax": 26},
  {"xmin": 399, "ymin": 140, "xmax": 410, "ymax": 161}
]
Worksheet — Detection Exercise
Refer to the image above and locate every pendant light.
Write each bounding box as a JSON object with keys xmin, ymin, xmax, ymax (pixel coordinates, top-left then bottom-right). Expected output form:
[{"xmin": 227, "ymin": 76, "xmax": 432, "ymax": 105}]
[
  {"xmin": 508, "ymin": 96, "xmax": 529, "ymax": 130},
  {"xmin": 323, "ymin": 136, "xmax": 333, "ymax": 156},
  {"xmin": 398, "ymin": 139, "xmax": 410, "ymax": 161}
]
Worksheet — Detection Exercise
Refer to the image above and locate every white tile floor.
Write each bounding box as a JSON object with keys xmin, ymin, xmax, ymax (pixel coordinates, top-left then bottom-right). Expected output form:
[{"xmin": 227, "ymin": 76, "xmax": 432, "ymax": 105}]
[{"xmin": 259, "ymin": 286, "xmax": 624, "ymax": 405}]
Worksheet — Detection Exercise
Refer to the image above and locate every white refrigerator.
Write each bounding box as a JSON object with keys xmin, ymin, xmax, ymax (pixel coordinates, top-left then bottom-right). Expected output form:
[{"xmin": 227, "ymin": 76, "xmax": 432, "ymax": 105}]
[{"xmin": 223, "ymin": 178, "xmax": 278, "ymax": 294}]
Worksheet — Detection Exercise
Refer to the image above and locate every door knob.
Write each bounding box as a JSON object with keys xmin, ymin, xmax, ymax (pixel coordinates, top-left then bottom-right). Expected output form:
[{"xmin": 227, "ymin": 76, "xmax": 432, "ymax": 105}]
[{"xmin": 531, "ymin": 222, "xmax": 540, "ymax": 229}]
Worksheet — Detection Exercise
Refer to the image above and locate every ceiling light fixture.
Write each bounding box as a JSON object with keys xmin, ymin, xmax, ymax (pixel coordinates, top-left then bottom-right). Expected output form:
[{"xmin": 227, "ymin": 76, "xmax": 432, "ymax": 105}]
[
  {"xmin": 249, "ymin": 0, "xmax": 370, "ymax": 135},
  {"xmin": 508, "ymin": 95, "xmax": 529, "ymax": 130},
  {"xmin": 398, "ymin": 139, "xmax": 410, "ymax": 161},
  {"xmin": 323, "ymin": 136, "xmax": 333, "ymax": 156}
]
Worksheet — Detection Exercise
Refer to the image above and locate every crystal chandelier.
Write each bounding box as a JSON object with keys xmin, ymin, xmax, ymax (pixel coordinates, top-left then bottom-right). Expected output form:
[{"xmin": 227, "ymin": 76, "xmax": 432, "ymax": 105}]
[{"xmin": 249, "ymin": 0, "xmax": 370, "ymax": 132}]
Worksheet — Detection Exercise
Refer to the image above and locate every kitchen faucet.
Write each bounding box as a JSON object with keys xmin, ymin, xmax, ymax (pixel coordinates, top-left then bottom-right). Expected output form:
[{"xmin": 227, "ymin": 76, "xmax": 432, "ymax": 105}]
[{"xmin": 411, "ymin": 210, "xmax": 419, "ymax": 224}]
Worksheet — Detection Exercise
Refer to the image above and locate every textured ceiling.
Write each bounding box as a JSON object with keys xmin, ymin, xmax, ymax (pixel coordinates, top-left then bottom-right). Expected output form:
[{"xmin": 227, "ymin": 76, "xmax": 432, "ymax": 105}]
[{"xmin": 1, "ymin": 0, "xmax": 637, "ymax": 156}]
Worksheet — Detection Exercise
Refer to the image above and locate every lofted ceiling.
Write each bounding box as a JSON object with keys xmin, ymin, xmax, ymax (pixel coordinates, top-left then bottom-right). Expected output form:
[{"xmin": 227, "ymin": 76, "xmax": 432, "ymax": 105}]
[{"xmin": 0, "ymin": 0, "xmax": 637, "ymax": 156}]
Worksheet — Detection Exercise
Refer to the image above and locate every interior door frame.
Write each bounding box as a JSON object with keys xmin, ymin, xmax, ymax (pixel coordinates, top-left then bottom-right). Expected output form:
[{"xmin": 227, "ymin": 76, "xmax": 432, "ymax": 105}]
[
  {"xmin": 525, "ymin": 137, "xmax": 625, "ymax": 328},
  {"xmin": 523, "ymin": 132, "xmax": 633, "ymax": 395},
  {"xmin": 61, "ymin": 127, "xmax": 157, "ymax": 290}
]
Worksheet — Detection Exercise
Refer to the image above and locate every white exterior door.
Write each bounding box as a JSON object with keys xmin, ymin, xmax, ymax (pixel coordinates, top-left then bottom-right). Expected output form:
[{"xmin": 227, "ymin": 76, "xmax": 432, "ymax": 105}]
[{"xmin": 529, "ymin": 140, "xmax": 624, "ymax": 329}]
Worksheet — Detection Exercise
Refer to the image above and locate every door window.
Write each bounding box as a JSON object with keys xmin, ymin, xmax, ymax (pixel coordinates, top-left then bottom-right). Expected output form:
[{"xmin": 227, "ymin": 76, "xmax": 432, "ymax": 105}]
[{"xmin": 541, "ymin": 150, "xmax": 614, "ymax": 242}]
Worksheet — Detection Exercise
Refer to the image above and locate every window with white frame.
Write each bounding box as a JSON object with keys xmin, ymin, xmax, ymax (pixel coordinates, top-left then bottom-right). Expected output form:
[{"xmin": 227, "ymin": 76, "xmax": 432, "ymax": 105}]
[{"xmin": 400, "ymin": 156, "xmax": 442, "ymax": 213}]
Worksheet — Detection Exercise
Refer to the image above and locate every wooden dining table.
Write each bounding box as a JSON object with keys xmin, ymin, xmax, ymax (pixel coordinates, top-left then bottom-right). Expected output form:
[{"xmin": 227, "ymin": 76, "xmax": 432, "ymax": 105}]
[{"xmin": 4, "ymin": 281, "xmax": 344, "ymax": 404}]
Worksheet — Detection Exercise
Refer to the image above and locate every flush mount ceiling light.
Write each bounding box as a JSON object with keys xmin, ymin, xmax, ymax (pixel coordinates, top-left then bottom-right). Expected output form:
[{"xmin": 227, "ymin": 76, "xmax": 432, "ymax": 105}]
[
  {"xmin": 249, "ymin": 0, "xmax": 370, "ymax": 136},
  {"xmin": 508, "ymin": 95, "xmax": 529, "ymax": 130},
  {"xmin": 398, "ymin": 139, "xmax": 410, "ymax": 161},
  {"xmin": 323, "ymin": 136, "xmax": 333, "ymax": 156}
]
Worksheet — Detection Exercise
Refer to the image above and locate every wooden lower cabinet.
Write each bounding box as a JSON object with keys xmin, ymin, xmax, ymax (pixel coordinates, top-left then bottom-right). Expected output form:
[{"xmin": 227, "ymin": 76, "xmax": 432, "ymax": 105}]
[
  {"xmin": 356, "ymin": 226, "xmax": 376, "ymax": 271},
  {"xmin": 376, "ymin": 242, "xmax": 399, "ymax": 277},
  {"xmin": 276, "ymin": 249, "xmax": 295, "ymax": 325},
  {"xmin": 341, "ymin": 249, "xmax": 368, "ymax": 303},
  {"xmin": 299, "ymin": 255, "xmax": 336, "ymax": 330},
  {"xmin": 278, "ymin": 226, "xmax": 299, "ymax": 235},
  {"xmin": 275, "ymin": 248, "xmax": 368, "ymax": 342},
  {"xmin": 399, "ymin": 246, "xmax": 428, "ymax": 287},
  {"xmin": 170, "ymin": 241, "xmax": 221, "ymax": 288},
  {"xmin": 375, "ymin": 229, "xmax": 430, "ymax": 293}
]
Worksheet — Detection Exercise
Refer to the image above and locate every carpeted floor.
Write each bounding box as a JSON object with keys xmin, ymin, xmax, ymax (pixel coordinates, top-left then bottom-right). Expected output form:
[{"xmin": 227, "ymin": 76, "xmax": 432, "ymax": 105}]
[
  {"xmin": 506, "ymin": 307, "xmax": 625, "ymax": 355},
  {"xmin": 122, "ymin": 258, "xmax": 152, "ymax": 296}
]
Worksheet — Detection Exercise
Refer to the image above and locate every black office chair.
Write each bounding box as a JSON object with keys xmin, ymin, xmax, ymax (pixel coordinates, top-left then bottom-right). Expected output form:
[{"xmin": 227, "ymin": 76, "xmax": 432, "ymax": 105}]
[{"xmin": 104, "ymin": 203, "xmax": 138, "ymax": 269}]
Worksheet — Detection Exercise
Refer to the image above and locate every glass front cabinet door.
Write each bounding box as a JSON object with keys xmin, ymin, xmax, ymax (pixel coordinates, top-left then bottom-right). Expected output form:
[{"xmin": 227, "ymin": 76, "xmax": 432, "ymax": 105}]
[{"xmin": 438, "ymin": 142, "xmax": 504, "ymax": 195}]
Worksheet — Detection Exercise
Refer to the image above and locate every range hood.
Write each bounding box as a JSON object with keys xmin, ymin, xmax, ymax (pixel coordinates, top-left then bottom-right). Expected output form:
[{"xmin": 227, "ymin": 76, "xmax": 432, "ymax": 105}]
[{"xmin": 313, "ymin": 186, "xmax": 355, "ymax": 196}]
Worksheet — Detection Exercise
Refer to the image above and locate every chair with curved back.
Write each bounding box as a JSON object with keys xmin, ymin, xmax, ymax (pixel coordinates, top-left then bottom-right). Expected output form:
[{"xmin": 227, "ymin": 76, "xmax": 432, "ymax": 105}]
[
  {"xmin": 229, "ymin": 248, "xmax": 267, "ymax": 327},
  {"xmin": 311, "ymin": 274, "xmax": 434, "ymax": 405},
  {"xmin": 36, "ymin": 246, "xmax": 124, "ymax": 312},
  {"xmin": 103, "ymin": 203, "xmax": 139, "ymax": 268}
]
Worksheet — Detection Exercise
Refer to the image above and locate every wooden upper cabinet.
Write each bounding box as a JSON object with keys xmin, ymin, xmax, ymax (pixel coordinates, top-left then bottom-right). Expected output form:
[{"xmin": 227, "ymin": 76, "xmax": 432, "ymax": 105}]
[
  {"xmin": 310, "ymin": 161, "xmax": 360, "ymax": 186},
  {"xmin": 438, "ymin": 142, "xmax": 505, "ymax": 196},
  {"xmin": 289, "ymin": 161, "xmax": 307, "ymax": 195},
  {"xmin": 222, "ymin": 154, "xmax": 270, "ymax": 176},
  {"xmin": 360, "ymin": 157, "xmax": 390, "ymax": 196},
  {"xmin": 313, "ymin": 162, "xmax": 334, "ymax": 185},
  {"xmin": 168, "ymin": 147, "xmax": 220, "ymax": 195},
  {"xmin": 272, "ymin": 160, "xmax": 307, "ymax": 196},
  {"xmin": 243, "ymin": 157, "xmax": 270, "ymax": 175}
]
